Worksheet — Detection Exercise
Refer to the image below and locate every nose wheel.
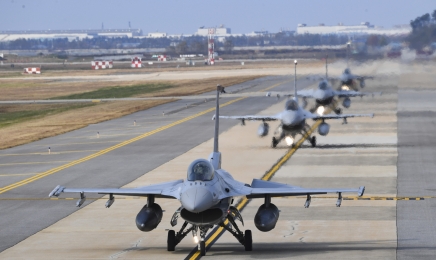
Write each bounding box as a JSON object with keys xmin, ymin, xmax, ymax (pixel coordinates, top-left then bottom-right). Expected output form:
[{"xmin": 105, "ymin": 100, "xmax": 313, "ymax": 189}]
[
  {"xmin": 197, "ymin": 227, "xmax": 210, "ymax": 256},
  {"xmin": 199, "ymin": 240, "xmax": 206, "ymax": 256}
]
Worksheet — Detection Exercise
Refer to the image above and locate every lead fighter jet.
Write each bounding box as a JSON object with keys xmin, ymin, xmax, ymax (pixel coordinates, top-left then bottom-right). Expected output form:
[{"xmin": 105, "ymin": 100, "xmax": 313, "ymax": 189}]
[
  {"xmin": 49, "ymin": 85, "xmax": 365, "ymax": 256},
  {"xmin": 220, "ymin": 60, "xmax": 374, "ymax": 148}
]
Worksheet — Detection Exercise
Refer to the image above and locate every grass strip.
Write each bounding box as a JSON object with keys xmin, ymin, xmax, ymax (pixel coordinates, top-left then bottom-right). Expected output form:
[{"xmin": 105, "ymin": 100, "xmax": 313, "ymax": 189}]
[
  {"xmin": 51, "ymin": 83, "xmax": 175, "ymax": 99},
  {"xmin": 0, "ymin": 103, "xmax": 94, "ymax": 128}
]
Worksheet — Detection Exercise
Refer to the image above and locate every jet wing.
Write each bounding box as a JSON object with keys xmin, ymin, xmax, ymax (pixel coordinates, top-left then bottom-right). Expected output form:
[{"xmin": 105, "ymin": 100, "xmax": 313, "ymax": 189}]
[
  {"xmin": 265, "ymin": 89, "xmax": 316, "ymax": 99},
  {"xmin": 306, "ymin": 112, "xmax": 374, "ymax": 120},
  {"xmin": 355, "ymin": 75, "xmax": 374, "ymax": 80},
  {"xmin": 247, "ymin": 179, "xmax": 365, "ymax": 198},
  {"xmin": 49, "ymin": 179, "xmax": 184, "ymax": 199},
  {"xmin": 333, "ymin": 90, "xmax": 382, "ymax": 97},
  {"xmin": 219, "ymin": 115, "xmax": 280, "ymax": 121}
]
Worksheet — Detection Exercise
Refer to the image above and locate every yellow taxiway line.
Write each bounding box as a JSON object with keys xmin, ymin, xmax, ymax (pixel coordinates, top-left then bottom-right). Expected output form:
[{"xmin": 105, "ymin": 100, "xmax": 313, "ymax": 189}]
[{"xmin": 0, "ymin": 82, "xmax": 285, "ymax": 195}]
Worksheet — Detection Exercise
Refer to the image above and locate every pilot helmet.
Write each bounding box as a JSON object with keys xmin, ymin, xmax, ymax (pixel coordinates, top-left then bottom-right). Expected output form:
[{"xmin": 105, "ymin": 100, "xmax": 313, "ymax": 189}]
[{"xmin": 187, "ymin": 159, "xmax": 215, "ymax": 181}]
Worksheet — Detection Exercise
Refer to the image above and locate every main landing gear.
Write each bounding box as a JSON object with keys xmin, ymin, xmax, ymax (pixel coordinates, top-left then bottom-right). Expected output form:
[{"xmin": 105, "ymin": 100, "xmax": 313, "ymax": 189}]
[
  {"xmin": 310, "ymin": 136, "xmax": 316, "ymax": 147},
  {"xmin": 167, "ymin": 221, "xmax": 195, "ymax": 251},
  {"xmin": 271, "ymin": 137, "xmax": 279, "ymax": 148},
  {"xmin": 220, "ymin": 207, "xmax": 252, "ymax": 252}
]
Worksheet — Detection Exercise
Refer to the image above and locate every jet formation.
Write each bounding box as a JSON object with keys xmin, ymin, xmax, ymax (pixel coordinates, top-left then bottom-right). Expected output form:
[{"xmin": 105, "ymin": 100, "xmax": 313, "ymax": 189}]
[
  {"xmin": 220, "ymin": 60, "xmax": 375, "ymax": 148},
  {"xmin": 32, "ymin": 58, "xmax": 380, "ymax": 256}
]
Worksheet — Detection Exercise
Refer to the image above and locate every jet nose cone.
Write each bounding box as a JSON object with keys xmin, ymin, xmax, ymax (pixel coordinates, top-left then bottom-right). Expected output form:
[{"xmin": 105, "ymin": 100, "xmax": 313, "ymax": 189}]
[
  {"xmin": 181, "ymin": 186, "xmax": 214, "ymax": 213},
  {"xmin": 282, "ymin": 111, "xmax": 297, "ymax": 126}
]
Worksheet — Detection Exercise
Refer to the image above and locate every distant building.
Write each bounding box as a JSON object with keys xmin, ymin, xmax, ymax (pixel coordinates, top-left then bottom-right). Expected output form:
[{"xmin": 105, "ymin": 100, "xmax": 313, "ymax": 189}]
[
  {"xmin": 147, "ymin": 32, "xmax": 167, "ymax": 38},
  {"xmin": 196, "ymin": 27, "xmax": 231, "ymax": 36},
  {"xmin": 0, "ymin": 29, "xmax": 143, "ymax": 42},
  {"xmin": 296, "ymin": 22, "xmax": 411, "ymax": 36}
]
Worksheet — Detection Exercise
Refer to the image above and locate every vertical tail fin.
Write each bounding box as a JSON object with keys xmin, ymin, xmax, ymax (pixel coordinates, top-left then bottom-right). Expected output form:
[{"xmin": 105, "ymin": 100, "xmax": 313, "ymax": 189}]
[
  {"xmin": 209, "ymin": 85, "xmax": 222, "ymax": 169},
  {"xmin": 213, "ymin": 85, "xmax": 220, "ymax": 153},
  {"xmin": 325, "ymin": 55, "xmax": 328, "ymax": 79},
  {"xmin": 293, "ymin": 60, "xmax": 298, "ymax": 104}
]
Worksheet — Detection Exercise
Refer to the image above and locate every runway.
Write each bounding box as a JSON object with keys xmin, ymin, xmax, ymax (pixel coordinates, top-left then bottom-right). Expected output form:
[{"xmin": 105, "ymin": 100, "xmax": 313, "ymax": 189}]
[{"xmin": 0, "ymin": 60, "xmax": 435, "ymax": 259}]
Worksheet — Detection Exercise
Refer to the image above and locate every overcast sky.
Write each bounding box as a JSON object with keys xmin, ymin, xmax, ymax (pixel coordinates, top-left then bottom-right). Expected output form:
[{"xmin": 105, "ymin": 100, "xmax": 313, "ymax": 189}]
[{"xmin": 2, "ymin": 0, "xmax": 435, "ymax": 34}]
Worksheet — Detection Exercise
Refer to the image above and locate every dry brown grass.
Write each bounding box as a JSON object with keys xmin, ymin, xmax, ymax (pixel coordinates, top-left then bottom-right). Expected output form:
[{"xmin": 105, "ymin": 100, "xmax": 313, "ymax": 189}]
[
  {"xmin": 0, "ymin": 59, "xmax": 323, "ymax": 79},
  {"xmin": 0, "ymin": 75, "xmax": 261, "ymax": 149}
]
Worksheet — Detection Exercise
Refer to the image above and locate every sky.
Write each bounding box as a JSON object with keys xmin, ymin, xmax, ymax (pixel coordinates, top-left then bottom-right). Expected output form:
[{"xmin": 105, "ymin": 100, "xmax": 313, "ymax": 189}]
[{"xmin": 1, "ymin": 0, "xmax": 435, "ymax": 34}]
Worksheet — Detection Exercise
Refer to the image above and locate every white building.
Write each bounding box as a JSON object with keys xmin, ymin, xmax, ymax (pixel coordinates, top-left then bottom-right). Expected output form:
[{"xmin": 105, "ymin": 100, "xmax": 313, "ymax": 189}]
[
  {"xmin": 0, "ymin": 29, "xmax": 143, "ymax": 42},
  {"xmin": 147, "ymin": 32, "xmax": 167, "ymax": 38},
  {"xmin": 196, "ymin": 27, "xmax": 231, "ymax": 36},
  {"xmin": 296, "ymin": 22, "xmax": 411, "ymax": 36}
]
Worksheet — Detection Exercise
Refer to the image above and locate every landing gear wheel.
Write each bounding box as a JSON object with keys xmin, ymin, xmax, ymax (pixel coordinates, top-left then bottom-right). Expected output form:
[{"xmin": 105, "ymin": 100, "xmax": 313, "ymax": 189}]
[
  {"xmin": 271, "ymin": 137, "xmax": 278, "ymax": 148},
  {"xmin": 310, "ymin": 136, "xmax": 316, "ymax": 147},
  {"xmin": 167, "ymin": 230, "xmax": 176, "ymax": 251},
  {"xmin": 335, "ymin": 108, "xmax": 342, "ymax": 115},
  {"xmin": 200, "ymin": 240, "xmax": 206, "ymax": 256},
  {"xmin": 244, "ymin": 230, "xmax": 253, "ymax": 251}
]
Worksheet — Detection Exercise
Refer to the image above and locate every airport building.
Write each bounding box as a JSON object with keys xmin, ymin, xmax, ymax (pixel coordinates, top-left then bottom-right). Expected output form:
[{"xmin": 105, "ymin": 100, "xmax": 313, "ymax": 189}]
[
  {"xmin": 146, "ymin": 32, "xmax": 168, "ymax": 38},
  {"xmin": 195, "ymin": 26, "xmax": 231, "ymax": 36},
  {"xmin": 296, "ymin": 22, "xmax": 411, "ymax": 36},
  {"xmin": 0, "ymin": 29, "xmax": 143, "ymax": 42}
]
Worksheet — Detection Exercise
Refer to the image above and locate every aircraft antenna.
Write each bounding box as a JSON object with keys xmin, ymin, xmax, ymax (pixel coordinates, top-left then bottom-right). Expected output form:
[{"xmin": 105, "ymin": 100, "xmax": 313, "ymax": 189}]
[
  {"xmin": 293, "ymin": 60, "xmax": 298, "ymax": 103},
  {"xmin": 213, "ymin": 85, "xmax": 220, "ymax": 153}
]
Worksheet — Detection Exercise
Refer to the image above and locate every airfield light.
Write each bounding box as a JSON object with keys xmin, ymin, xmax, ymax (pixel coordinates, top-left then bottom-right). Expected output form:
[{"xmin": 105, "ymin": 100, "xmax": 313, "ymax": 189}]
[
  {"xmin": 285, "ymin": 136, "xmax": 294, "ymax": 146},
  {"xmin": 317, "ymin": 106, "xmax": 325, "ymax": 115}
]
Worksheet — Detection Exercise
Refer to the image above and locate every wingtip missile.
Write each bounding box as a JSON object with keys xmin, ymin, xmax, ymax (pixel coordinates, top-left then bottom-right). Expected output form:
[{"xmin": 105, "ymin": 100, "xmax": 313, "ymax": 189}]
[
  {"xmin": 76, "ymin": 192, "xmax": 86, "ymax": 207},
  {"xmin": 48, "ymin": 185, "xmax": 65, "ymax": 197}
]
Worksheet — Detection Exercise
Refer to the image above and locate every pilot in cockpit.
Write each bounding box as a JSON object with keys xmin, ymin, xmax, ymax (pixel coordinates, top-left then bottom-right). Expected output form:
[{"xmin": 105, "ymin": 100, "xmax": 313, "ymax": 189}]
[
  {"xmin": 187, "ymin": 159, "xmax": 214, "ymax": 181},
  {"xmin": 285, "ymin": 100, "xmax": 298, "ymax": 111},
  {"xmin": 318, "ymin": 81, "xmax": 328, "ymax": 90}
]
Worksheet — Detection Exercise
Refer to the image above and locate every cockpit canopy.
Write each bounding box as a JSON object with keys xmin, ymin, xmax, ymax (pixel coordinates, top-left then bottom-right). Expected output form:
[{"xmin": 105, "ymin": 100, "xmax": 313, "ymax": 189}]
[
  {"xmin": 318, "ymin": 81, "xmax": 328, "ymax": 90},
  {"xmin": 187, "ymin": 159, "xmax": 215, "ymax": 181},
  {"xmin": 344, "ymin": 68, "xmax": 351, "ymax": 74},
  {"xmin": 285, "ymin": 99, "xmax": 299, "ymax": 111}
]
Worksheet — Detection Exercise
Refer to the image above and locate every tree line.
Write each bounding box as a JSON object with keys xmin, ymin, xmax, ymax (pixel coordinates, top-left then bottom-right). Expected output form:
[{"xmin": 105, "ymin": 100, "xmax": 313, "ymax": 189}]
[
  {"xmin": 407, "ymin": 10, "xmax": 436, "ymax": 50},
  {"xmin": 0, "ymin": 33, "xmax": 354, "ymax": 53}
]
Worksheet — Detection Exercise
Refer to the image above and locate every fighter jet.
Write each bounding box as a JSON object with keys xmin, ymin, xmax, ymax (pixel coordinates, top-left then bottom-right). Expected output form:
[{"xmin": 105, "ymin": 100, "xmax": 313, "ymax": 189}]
[
  {"xmin": 219, "ymin": 60, "xmax": 374, "ymax": 148},
  {"xmin": 337, "ymin": 67, "xmax": 373, "ymax": 91},
  {"xmin": 268, "ymin": 57, "xmax": 380, "ymax": 115},
  {"xmin": 49, "ymin": 85, "xmax": 365, "ymax": 256}
]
